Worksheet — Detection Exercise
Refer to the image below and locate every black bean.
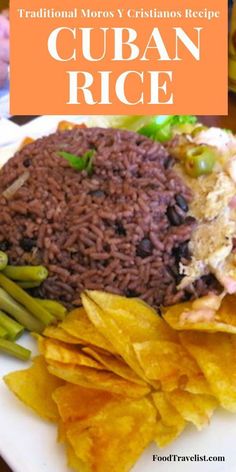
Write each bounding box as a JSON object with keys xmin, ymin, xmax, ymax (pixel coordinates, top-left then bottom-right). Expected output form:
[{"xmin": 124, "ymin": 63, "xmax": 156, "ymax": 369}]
[
  {"xmin": 136, "ymin": 238, "xmax": 154, "ymax": 258},
  {"xmin": 182, "ymin": 291, "xmax": 193, "ymax": 302},
  {"xmin": 164, "ymin": 155, "xmax": 175, "ymax": 169},
  {"xmin": 23, "ymin": 158, "xmax": 32, "ymax": 168},
  {"xmin": 172, "ymin": 241, "xmax": 190, "ymax": 262},
  {"xmin": 19, "ymin": 237, "xmax": 37, "ymax": 252},
  {"xmin": 89, "ymin": 189, "xmax": 106, "ymax": 198},
  {"xmin": 103, "ymin": 243, "xmax": 110, "ymax": 253},
  {"xmin": 115, "ymin": 221, "xmax": 126, "ymax": 236},
  {"xmin": 0, "ymin": 240, "xmax": 11, "ymax": 251},
  {"xmin": 175, "ymin": 194, "xmax": 188, "ymax": 212},
  {"xmin": 125, "ymin": 289, "xmax": 139, "ymax": 298},
  {"xmin": 166, "ymin": 206, "xmax": 184, "ymax": 226}
]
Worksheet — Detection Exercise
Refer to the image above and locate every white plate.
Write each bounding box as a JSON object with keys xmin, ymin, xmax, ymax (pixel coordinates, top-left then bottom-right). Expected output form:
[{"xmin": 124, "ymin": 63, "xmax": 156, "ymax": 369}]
[{"xmin": 0, "ymin": 116, "xmax": 236, "ymax": 472}]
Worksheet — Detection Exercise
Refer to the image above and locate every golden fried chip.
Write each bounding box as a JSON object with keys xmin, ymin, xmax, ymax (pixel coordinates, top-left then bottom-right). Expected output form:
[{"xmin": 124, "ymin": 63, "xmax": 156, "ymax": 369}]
[
  {"xmin": 180, "ymin": 331, "xmax": 236, "ymax": 412},
  {"xmin": 164, "ymin": 298, "xmax": 236, "ymax": 334},
  {"xmin": 217, "ymin": 295, "xmax": 236, "ymax": 327},
  {"xmin": 82, "ymin": 292, "xmax": 177, "ymax": 381},
  {"xmin": 61, "ymin": 308, "xmax": 116, "ymax": 354},
  {"xmin": 166, "ymin": 389, "xmax": 218, "ymax": 430},
  {"xmin": 133, "ymin": 340, "xmax": 204, "ymax": 392},
  {"xmin": 152, "ymin": 392, "xmax": 186, "ymax": 447},
  {"xmin": 38, "ymin": 338, "xmax": 104, "ymax": 370},
  {"xmin": 66, "ymin": 443, "xmax": 90, "ymax": 472},
  {"xmin": 183, "ymin": 375, "xmax": 212, "ymax": 395},
  {"xmin": 57, "ymin": 420, "xmax": 67, "ymax": 443},
  {"xmin": 81, "ymin": 293, "xmax": 146, "ymax": 379},
  {"xmin": 65, "ymin": 398, "xmax": 156, "ymax": 472},
  {"xmin": 53, "ymin": 384, "xmax": 116, "ymax": 423},
  {"xmin": 4, "ymin": 356, "xmax": 63, "ymax": 421},
  {"xmin": 48, "ymin": 361, "xmax": 150, "ymax": 398},
  {"xmin": 82, "ymin": 346, "xmax": 147, "ymax": 386},
  {"xmin": 43, "ymin": 326, "xmax": 80, "ymax": 344},
  {"xmin": 85, "ymin": 291, "xmax": 178, "ymax": 343}
]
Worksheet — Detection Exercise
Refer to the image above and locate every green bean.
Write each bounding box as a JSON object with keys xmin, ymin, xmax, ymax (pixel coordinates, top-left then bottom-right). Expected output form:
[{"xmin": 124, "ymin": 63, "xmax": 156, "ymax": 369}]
[
  {"xmin": 18, "ymin": 281, "xmax": 42, "ymax": 289},
  {"xmin": 0, "ymin": 325, "xmax": 8, "ymax": 339},
  {"xmin": 0, "ymin": 288, "xmax": 44, "ymax": 333},
  {"xmin": 35, "ymin": 299, "xmax": 67, "ymax": 321},
  {"xmin": 0, "ymin": 310, "xmax": 24, "ymax": 340},
  {"xmin": 3, "ymin": 265, "xmax": 48, "ymax": 282},
  {"xmin": 0, "ymin": 274, "xmax": 55, "ymax": 326},
  {"xmin": 0, "ymin": 252, "xmax": 8, "ymax": 271},
  {"xmin": 0, "ymin": 338, "xmax": 31, "ymax": 361}
]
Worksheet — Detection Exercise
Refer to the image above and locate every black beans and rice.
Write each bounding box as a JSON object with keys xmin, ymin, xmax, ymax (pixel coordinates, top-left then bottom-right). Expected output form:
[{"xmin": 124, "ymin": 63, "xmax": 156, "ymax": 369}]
[{"xmin": 0, "ymin": 127, "xmax": 215, "ymax": 308}]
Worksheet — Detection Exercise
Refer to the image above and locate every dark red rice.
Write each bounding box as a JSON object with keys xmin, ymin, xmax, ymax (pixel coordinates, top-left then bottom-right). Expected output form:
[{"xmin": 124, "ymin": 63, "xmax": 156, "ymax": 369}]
[{"xmin": 0, "ymin": 127, "xmax": 213, "ymax": 307}]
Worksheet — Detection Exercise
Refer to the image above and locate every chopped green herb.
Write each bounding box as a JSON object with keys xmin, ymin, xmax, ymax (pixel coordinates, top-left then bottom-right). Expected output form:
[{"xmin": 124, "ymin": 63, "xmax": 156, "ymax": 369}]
[{"xmin": 58, "ymin": 150, "xmax": 95, "ymax": 174}]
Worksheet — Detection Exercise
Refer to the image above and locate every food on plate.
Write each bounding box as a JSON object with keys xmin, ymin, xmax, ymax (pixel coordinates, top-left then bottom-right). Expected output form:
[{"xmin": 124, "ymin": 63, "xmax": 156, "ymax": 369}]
[
  {"xmin": 0, "ymin": 310, "xmax": 23, "ymax": 340},
  {"xmin": 1, "ymin": 118, "xmax": 236, "ymax": 311},
  {"xmin": 1, "ymin": 115, "xmax": 236, "ymax": 470},
  {"xmin": 0, "ymin": 124, "xmax": 212, "ymax": 310},
  {"xmin": 5, "ymin": 289, "xmax": 236, "ymax": 472},
  {"xmin": 163, "ymin": 293, "xmax": 236, "ymax": 333},
  {"xmin": 2, "ymin": 264, "xmax": 48, "ymax": 282},
  {"xmin": 0, "ymin": 338, "xmax": 31, "ymax": 360},
  {"xmin": 0, "ymin": 250, "xmax": 7, "ymax": 270},
  {"xmin": 0, "ymin": 253, "xmax": 68, "ymax": 358},
  {"xmin": 4, "ymin": 356, "xmax": 63, "ymax": 420}
]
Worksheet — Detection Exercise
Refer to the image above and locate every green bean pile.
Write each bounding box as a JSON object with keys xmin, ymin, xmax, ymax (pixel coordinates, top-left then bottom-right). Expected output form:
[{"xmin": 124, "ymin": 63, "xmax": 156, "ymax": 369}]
[{"xmin": 0, "ymin": 251, "xmax": 67, "ymax": 361}]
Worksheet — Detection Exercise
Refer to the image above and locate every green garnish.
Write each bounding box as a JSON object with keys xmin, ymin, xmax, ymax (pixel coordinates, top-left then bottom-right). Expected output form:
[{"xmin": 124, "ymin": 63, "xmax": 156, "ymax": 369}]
[
  {"xmin": 58, "ymin": 150, "xmax": 95, "ymax": 175},
  {"xmin": 138, "ymin": 115, "xmax": 197, "ymax": 143}
]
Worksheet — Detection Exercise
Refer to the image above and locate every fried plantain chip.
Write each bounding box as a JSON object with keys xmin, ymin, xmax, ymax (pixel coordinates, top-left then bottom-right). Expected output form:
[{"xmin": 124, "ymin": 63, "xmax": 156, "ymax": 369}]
[
  {"xmin": 53, "ymin": 384, "xmax": 116, "ymax": 423},
  {"xmin": 66, "ymin": 443, "xmax": 90, "ymax": 472},
  {"xmin": 61, "ymin": 308, "xmax": 116, "ymax": 354},
  {"xmin": 180, "ymin": 331, "xmax": 236, "ymax": 412},
  {"xmin": 82, "ymin": 346, "xmax": 147, "ymax": 386},
  {"xmin": 183, "ymin": 375, "xmax": 213, "ymax": 395},
  {"xmin": 217, "ymin": 295, "xmax": 236, "ymax": 327},
  {"xmin": 152, "ymin": 392, "xmax": 186, "ymax": 447},
  {"xmin": 82, "ymin": 291, "xmax": 178, "ymax": 381},
  {"xmin": 43, "ymin": 326, "xmax": 80, "ymax": 344},
  {"xmin": 133, "ymin": 340, "xmax": 204, "ymax": 392},
  {"xmin": 85, "ymin": 291, "xmax": 178, "ymax": 343},
  {"xmin": 81, "ymin": 293, "xmax": 146, "ymax": 380},
  {"xmin": 4, "ymin": 356, "xmax": 63, "ymax": 421},
  {"xmin": 65, "ymin": 398, "xmax": 156, "ymax": 472},
  {"xmin": 38, "ymin": 337, "xmax": 104, "ymax": 370},
  {"xmin": 48, "ymin": 361, "xmax": 150, "ymax": 398},
  {"xmin": 166, "ymin": 389, "xmax": 218, "ymax": 430},
  {"xmin": 164, "ymin": 297, "xmax": 236, "ymax": 334}
]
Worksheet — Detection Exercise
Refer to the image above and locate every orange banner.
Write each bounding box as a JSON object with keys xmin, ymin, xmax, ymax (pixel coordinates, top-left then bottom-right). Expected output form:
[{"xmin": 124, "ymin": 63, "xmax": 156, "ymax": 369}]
[{"xmin": 10, "ymin": 0, "xmax": 228, "ymax": 115}]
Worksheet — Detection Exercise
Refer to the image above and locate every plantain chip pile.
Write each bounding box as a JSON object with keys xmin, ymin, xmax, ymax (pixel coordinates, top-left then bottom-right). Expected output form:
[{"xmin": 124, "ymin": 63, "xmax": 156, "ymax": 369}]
[{"xmin": 4, "ymin": 291, "xmax": 236, "ymax": 472}]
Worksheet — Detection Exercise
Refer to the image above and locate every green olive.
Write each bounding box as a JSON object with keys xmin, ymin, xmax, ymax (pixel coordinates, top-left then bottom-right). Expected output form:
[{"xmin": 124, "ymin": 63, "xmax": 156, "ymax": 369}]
[
  {"xmin": 173, "ymin": 123, "xmax": 197, "ymax": 135},
  {"xmin": 191, "ymin": 125, "xmax": 208, "ymax": 138},
  {"xmin": 184, "ymin": 145, "xmax": 216, "ymax": 177}
]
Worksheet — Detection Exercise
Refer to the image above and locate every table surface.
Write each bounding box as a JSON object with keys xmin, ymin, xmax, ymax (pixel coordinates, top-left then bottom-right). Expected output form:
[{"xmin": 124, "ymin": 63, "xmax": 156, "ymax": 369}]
[{"xmin": 0, "ymin": 95, "xmax": 236, "ymax": 472}]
